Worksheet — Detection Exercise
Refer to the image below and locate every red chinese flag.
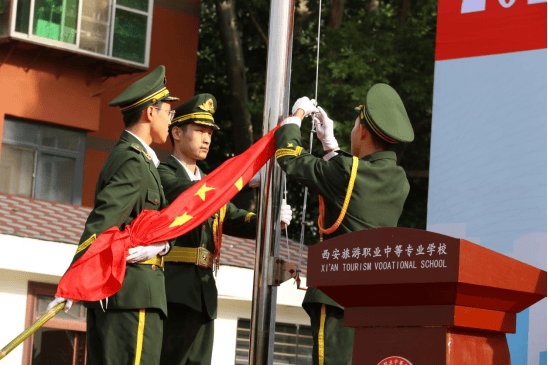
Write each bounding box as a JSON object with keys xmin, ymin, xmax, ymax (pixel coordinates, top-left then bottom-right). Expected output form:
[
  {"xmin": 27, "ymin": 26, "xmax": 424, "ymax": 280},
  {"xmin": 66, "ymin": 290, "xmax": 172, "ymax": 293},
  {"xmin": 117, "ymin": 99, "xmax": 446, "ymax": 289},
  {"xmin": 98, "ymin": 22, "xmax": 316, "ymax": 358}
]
[{"xmin": 56, "ymin": 125, "xmax": 280, "ymax": 301}]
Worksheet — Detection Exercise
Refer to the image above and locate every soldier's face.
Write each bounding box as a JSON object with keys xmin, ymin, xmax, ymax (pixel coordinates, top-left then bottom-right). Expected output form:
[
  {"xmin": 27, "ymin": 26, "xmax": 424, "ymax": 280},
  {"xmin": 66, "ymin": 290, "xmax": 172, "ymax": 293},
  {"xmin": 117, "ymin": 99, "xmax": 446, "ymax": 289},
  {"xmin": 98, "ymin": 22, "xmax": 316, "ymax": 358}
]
[
  {"xmin": 150, "ymin": 103, "xmax": 173, "ymax": 144},
  {"xmin": 178, "ymin": 123, "xmax": 214, "ymax": 161}
]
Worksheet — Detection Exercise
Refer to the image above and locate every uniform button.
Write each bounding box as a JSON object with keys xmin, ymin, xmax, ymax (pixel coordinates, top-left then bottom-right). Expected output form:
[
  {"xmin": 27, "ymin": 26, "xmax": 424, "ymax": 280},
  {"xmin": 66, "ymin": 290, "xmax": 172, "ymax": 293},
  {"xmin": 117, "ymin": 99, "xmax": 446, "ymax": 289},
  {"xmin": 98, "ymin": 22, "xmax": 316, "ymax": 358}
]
[
  {"xmin": 154, "ymin": 199, "xmax": 158, "ymax": 204},
  {"xmin": 202, "ymin": 224, "xmax": 206, "ymax": 231},
  {"xmin": 151, "ymin": 265, "xmax": 156, "ymax": 270}
]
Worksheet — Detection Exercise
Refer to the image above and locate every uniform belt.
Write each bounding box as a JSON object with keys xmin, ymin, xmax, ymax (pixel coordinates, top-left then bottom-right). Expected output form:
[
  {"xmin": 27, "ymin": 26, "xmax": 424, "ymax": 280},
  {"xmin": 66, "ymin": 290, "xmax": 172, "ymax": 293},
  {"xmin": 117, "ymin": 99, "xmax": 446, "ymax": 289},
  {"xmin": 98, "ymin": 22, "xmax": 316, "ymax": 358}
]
[
  {"xmin": 164, "ymin": 247, "xmax": 214, "ymax": 270},
  {"xmin": 137, "ymin": 255, "xmax": 164, "ymax": 267}
]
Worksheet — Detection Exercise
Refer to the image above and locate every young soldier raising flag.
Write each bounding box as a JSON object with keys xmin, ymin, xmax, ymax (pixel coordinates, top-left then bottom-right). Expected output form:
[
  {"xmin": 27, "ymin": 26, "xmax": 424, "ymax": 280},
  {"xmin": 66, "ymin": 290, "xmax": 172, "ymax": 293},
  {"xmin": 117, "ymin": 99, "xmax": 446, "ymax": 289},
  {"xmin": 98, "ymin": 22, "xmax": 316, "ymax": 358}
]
[{"xmin": 275, "ymin": 84, "xmax": 414, "ymax": 365}]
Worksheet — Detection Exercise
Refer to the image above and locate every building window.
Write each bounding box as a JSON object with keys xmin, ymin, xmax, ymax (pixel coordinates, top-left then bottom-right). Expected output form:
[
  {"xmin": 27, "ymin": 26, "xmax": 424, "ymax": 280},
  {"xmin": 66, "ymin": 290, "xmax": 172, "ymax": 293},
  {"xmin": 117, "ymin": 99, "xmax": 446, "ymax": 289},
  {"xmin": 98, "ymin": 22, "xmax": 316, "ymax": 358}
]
[
  {"xmin": 0, "ymin": 117, "xmax": 86, "ymax": 205},
  {"xmin": 23, "ymin": 282, "xmax": 87, "ymax": 365},
  {"xmin": 236, "ymin": 319, "xmax": 313, "ymax": 365},
  {"xmin": 10, "ymin": 0, "xmax": 152, "ymax": 66},
  {"xmin": 0, "ymin": 0, "xmax": 10, "ymax": 37}
]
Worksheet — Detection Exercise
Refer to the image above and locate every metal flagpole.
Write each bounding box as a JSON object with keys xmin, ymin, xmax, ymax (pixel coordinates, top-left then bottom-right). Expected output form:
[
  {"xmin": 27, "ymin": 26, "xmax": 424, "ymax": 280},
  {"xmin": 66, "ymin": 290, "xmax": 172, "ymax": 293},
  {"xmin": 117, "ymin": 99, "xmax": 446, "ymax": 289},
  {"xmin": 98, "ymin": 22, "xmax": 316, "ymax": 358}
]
[{"xmin": 249, "ymin": 1, "xmax": 295, "ymax": 364}]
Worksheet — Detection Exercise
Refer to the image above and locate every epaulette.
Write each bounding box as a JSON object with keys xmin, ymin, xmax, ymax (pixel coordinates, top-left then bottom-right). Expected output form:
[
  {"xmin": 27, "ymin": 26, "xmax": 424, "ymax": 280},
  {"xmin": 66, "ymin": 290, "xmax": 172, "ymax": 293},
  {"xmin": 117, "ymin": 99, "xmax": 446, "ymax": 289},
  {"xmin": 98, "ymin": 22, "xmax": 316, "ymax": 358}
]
[{"xmin": 130, "ymin": 143, "xmax": 152, "ymax": 161}]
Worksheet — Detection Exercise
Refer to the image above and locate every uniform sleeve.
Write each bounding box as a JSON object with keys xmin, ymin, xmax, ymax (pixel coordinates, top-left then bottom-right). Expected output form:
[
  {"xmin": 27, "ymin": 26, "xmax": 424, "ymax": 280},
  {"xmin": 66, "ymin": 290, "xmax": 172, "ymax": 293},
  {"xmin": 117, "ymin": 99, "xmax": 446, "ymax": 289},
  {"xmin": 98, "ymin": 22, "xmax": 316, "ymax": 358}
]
[
  {"xmin": 158, "ymin": 166, "xmax": 196, "ymax": 205},
  {"xmin": 71, "ymin": 155, "xmax": 144, "ymax": 265},
  {"xmin": 274, "ymin": 124, "xmax": 349, "ymax": 198},
  {"xmin": 222, "ymin": 201, "xmax": 257, "ymax": 239}
]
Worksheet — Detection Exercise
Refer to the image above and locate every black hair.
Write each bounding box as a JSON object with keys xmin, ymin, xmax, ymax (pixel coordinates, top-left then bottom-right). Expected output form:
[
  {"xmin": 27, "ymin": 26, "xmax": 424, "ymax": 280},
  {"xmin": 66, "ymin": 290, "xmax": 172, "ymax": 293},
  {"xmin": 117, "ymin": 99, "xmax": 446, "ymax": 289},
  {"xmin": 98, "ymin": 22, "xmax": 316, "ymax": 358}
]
[
  {"xmin": 123, "ymin": 110, "xmax": 143, "ymax": 128},
  {"xmin": 169, "ymin": 123, "xmax": 190, "ymax": 147},
  {"xmin": 122, "ymin": 101, "xmax": 164, "ymax": 129},
  {"xmin": 359, "ymin": 115, "xmax": 392, "ymax": 151}
]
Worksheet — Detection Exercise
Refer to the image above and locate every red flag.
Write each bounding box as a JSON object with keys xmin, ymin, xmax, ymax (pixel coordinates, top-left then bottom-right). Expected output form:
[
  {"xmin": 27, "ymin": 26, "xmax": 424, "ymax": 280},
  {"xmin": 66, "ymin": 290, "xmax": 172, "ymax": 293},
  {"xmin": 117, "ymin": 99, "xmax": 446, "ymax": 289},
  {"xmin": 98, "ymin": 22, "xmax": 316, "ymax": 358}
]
[{"xmin": 56, "ymin": 125, "xmax": 280, "ymax": 301}]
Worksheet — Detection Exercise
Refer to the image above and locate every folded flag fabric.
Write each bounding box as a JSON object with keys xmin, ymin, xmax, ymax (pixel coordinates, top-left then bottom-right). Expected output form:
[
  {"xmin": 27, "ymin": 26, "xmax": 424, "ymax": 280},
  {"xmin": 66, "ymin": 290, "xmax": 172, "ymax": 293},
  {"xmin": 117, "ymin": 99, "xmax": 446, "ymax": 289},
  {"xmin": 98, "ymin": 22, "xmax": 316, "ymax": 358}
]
[{"xmin": 56, "ymin": 125, "xmax": 280, "ymax": 301}]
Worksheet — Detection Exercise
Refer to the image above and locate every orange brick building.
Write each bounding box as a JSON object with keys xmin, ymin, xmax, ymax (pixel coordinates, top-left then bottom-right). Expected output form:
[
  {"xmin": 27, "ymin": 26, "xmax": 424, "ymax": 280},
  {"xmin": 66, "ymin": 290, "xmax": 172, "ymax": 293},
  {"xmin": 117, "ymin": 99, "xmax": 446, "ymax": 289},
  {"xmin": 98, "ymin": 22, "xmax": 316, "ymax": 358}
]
[{"xmin": 0, "ymin": 0, "xmax": 201, "ymax": 207}]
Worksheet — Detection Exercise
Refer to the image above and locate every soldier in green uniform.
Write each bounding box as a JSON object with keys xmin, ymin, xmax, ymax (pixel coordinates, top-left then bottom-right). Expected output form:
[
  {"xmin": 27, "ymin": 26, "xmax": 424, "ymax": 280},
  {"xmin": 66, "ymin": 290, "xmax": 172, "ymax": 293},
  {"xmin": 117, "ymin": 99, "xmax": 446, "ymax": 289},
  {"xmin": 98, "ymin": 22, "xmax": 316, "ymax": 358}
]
[
  {"xmin": 275, "ymin": 84, "xmax": 414, "ymax": 365},
  {"xmin": 47, "ymin": 65, "xmax": 179, "ymax": 365},
  {"xmin": 158, "ymin": 94, "xmax": 292, "ymax": 365}
]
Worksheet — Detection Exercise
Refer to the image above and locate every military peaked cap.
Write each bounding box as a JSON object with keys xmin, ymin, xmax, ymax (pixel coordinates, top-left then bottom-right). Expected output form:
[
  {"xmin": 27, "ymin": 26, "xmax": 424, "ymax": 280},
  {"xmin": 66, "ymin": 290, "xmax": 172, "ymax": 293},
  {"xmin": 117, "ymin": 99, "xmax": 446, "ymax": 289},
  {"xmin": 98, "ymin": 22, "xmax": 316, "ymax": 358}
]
[
  {"xmin": 109, "ymin": 65, "xmax": 179, "ymax": 115},
  {"xmin": 355, "ymin": 84, "xmax": 414, "ymax": 143},
  {"xmin": 170, "ymin": 93, "xmax": 220, "ymax": 130}
]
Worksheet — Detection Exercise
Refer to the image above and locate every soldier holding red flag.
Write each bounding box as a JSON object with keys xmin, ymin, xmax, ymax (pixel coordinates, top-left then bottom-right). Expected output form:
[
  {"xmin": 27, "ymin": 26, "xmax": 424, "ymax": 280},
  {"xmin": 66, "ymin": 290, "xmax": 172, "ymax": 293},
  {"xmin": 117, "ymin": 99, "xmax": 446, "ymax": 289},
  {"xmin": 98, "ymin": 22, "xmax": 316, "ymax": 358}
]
[
  {"xmin": 46, "ymin": 66, "xmax": 179, "ymax": 364},
  {"xmin": 275, "ymin": 84, "xmax": 414, "ymax": 365},
  {"xmin": 158, "ymin": 94, "xmax": 292, "ymax": 365}
]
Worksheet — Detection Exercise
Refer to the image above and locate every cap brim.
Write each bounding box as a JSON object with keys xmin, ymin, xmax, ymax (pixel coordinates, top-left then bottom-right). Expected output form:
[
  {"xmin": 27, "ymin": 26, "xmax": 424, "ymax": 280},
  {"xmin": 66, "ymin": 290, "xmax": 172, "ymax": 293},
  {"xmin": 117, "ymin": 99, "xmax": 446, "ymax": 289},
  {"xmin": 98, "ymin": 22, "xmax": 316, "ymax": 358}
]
[
  {"xmin": 170, "ymin": 120, "xmax": 220, "ymax": 130},
  {"xmin": 163, "ymin": 95, "xmax": 180, "ymax": 101},
  {"xmin": 194, "ymin": 120, "xmax": 220, "ymax": 130}
]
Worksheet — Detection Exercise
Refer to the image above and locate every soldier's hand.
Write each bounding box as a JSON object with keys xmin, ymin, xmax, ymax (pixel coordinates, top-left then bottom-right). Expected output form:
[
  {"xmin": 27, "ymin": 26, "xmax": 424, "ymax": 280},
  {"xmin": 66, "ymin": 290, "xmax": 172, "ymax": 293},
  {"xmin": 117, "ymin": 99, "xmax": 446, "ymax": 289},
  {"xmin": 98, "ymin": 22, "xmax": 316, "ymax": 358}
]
[
  {"xmin": 292, "ymin": 96, "xmax": 319, "ymax": 118},
  {"xmin": 314, "ymin": 106, "xmax": 338, "ymax": 151},
  {"xmin": 280, "ymin": 202, "xmax": 292, "ymax": 229},
  {"xmin": 126, "ymin": 242, "xmax": 169, "ymax": 263},
  {"xmin": 46, "ymin": 297, "xmax": 73, "ymax": 313}
]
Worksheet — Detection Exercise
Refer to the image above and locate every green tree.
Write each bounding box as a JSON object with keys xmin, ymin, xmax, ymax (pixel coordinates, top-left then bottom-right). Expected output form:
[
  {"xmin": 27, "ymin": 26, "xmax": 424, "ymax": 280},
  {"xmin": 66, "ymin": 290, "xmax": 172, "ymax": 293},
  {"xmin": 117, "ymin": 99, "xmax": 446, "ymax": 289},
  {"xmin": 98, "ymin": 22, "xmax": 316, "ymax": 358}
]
[{"xmin": 195, "ymin": 0, "xmax": 437, "ymax": 244}]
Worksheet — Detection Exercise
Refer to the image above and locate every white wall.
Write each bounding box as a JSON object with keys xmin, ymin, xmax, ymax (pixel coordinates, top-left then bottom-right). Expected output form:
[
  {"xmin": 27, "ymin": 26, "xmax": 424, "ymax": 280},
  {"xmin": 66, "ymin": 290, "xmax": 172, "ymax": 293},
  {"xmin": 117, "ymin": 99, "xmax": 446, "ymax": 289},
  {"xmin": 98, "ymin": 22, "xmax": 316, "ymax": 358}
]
[
  {"xmin": 0, "ymin": 234, "xmax": 75, "ymax": 365},
  {"xmin": 0, "ymin": 235, "xmax": 310, "ymax": 365},
  {"xmin": 214, "ymin": 265, "xmax": 309, "ymax": 364},
  {"xmin": 0, "ymin": 269, "xmax": 63, "ymax": 365}
]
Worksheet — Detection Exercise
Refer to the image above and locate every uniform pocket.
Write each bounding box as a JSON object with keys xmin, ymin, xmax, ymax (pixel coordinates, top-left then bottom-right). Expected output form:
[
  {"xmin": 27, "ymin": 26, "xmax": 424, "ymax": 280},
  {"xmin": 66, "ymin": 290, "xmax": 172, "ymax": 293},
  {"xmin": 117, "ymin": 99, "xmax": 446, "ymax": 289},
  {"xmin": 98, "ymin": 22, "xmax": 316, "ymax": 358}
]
[{"xmin": 145, "ymin": 189, "xmax": 161, "ymax": 210}]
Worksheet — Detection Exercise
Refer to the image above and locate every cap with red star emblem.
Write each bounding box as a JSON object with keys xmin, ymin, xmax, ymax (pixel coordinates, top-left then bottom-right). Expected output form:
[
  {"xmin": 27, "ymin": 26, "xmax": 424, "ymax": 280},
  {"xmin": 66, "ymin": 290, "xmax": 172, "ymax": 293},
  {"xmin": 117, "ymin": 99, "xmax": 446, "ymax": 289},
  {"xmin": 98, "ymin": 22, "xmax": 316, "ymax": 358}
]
[{"xmin": 170, "ymin": 93, "xmax": 220, "ymax": 131}]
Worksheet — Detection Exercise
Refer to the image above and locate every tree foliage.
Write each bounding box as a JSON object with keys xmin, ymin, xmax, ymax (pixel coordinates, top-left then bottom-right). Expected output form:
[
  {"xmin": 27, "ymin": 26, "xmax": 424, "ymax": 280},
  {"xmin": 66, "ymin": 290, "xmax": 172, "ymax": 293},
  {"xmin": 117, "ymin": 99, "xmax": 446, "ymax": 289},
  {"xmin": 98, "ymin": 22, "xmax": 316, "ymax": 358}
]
[{"xmin": 195, "ymin": 0, "xmax": 437, "ymax": 244}]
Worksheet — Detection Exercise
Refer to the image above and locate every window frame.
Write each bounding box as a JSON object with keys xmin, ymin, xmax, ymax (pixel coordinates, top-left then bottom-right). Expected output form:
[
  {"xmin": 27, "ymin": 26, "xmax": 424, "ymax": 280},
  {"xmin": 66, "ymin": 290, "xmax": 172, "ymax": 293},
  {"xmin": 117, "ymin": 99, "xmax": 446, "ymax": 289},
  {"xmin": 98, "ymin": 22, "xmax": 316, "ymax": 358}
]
[
  {"xmin": 1, "ymin": 116, "xmax": 86, "ymax": 205},
  {"xmin": 22, "ymin": 281, "xmax": 87, "ymax": 365},
  {"xmin": 235, "ymin": 318, "xmax": 313, "ymax": 365},
  {"xmin": 8, "ymin": 0, "xmax": 153, "ymax": 68}
]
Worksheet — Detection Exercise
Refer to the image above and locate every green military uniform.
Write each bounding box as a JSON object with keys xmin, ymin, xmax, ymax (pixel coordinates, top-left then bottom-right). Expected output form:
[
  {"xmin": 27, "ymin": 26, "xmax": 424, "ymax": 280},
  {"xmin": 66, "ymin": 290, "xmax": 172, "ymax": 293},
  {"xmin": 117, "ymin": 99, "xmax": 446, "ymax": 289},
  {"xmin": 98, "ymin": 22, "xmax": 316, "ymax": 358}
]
[
  {"xmin": 68, "ymin": 65, "xmax": 178, "ymax": 365},
  {"xmin": 158, "ymin": 94, "xmax": 257, "ymax": 365},
  {"xmin": 275, "ymin": 84, "xmax": 414, "ymax": 365}
]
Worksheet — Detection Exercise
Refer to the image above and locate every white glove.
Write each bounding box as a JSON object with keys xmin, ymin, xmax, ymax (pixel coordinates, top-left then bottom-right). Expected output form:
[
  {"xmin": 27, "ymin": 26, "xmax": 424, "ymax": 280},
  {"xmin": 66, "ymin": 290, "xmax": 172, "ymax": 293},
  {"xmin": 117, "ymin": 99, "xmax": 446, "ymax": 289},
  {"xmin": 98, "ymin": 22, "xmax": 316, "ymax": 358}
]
[
  {"xmin": 46, "ymin": 297, "xmax": 73, "ymax": 313},
  {"xmin": 126, "ymin": 241, "xmax": 169, "ymax": 263},
  {"xmin": 248, "ymin": 171, "xmax": 261, "ymax": 188},
  {"xmin": 280, "ymin": 201, "xmax": 292, "ymax": 227},
  {"xmin": 313, "ymin": 106, "xmax": 338, "ymax": 151},
  {"xmin": 292, "ymin": 96, "xmax": 319, "ymax": 118}
]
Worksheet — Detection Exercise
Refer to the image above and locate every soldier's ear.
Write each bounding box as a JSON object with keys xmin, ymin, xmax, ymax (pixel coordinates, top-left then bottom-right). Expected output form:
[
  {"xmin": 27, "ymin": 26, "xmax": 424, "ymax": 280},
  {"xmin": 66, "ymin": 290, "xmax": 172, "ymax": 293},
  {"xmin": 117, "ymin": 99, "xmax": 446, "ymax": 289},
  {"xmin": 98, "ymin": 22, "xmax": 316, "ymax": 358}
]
[
  {"xmin": 144, "ymin": 105, "xmax": 155, "ymax": 123},
  {"xmin": 360, "ymin": 123, "xmax": 368, "ymax": 139},
  {"xmin": 172, "ymin": 126, "xmax": 181, "ymax": 142}
]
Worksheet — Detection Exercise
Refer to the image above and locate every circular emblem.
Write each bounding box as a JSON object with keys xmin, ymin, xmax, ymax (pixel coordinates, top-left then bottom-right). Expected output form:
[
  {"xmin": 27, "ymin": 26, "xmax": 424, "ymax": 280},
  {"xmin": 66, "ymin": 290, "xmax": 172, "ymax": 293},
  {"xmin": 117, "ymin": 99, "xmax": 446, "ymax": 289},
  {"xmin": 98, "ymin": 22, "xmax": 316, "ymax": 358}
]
[{"xmin": 377, "ymin": 356, "xmax": 412, "ymax": 365}]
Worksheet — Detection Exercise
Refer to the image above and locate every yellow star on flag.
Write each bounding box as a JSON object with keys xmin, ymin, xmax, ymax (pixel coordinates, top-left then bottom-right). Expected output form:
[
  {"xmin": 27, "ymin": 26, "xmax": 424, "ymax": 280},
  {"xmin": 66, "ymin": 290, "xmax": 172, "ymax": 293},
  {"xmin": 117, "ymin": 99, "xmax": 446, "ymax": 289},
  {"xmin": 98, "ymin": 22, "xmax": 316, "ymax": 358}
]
[
  {"xmin": 234, "ymin": 177, "xmax": 243, "ymax": 191},
  {"xmin": 195, "ymin": 183, "xmax": 215, "ymax": 201},
  {"xmin": 170, "ymin": 212, "xmax": 193, "ymax": 228}
]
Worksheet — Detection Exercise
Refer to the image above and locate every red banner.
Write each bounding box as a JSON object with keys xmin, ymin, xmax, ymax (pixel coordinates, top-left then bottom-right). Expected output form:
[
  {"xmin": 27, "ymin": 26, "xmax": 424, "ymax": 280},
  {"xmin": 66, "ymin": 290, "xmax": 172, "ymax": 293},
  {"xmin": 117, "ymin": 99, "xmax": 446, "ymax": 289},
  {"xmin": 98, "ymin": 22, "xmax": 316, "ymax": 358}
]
[
  {"xmin": 56, "ymin": 125, "xmax": 280, "ymax": 301},
  {"xmin": 436, "ymin": 0, "xmax": 546, "ymax": 61}
]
